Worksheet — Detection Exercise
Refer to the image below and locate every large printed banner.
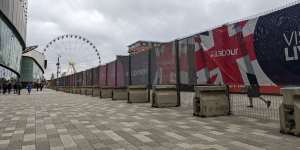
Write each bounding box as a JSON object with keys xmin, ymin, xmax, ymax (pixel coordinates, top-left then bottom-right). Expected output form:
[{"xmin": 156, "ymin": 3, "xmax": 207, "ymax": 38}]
[
  {"xmin": 93, "ymin": 67, "xmax": 99, "ymax": 86},
  {"xmin": 116, "ymin": 56, "xmax": 129, "ymax": 87},
  {"xmin": 194, "ymin": 19, "xmax": 270, "ymax": 86},
  {"xmin": 99, "ymin": 65, "xmax": 107, "ymax": 87},
  {"xmin": 151, "ymin": 42, "xmax": 177, "ymax": 85},
  {"xmin": 179, "ymin": 38, "xmax": 196, "ymax": 85},
  {"xmin": 75, "ymin": 72, "xmax": 82, "ymax": 86},
  {"xmin": 86, "ymin": 69, "xmax": 93, "ymax": 86},
  {"xmin": 254, "ymin": 4, "xmax": 300, "ymax": 85},
  {"xmin": 82, "ymin": 71, "xmax": 87, "ymax": 86},
  {"xmin": 131, "ymin": 51, "xmax": 149, "ymax": 85},
  {"xmin": 195, "ymin": 4, "xmax": 300, "ymax": 87},
  {"xmin": 107, "ymin": 61, "xmax": 116, "ymax": 87}
]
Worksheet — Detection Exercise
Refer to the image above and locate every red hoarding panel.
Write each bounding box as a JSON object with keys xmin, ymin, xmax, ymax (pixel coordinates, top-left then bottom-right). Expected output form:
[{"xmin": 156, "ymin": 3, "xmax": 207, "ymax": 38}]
[
  {"xmin": 151, "ymin": 42, "xmax": 177, "ymax": 85},
  {"xmin": 107, "ymin": 61, "xmax": 116, "ymax": 87},
  {"xmin": 116, "ymin": 56, "xmax": 129, "ymax": 87},
  {"xmin": 99, "ymin": 65, "xmax": 107, "ymax": 87},
  {"xmin": 179, "ymin": 38, "xmax": 196, "ymax": 85}
]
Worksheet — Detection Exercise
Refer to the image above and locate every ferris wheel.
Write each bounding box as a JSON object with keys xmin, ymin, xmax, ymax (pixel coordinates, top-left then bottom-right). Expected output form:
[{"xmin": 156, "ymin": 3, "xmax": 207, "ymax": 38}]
[{"xmin": 43, "ymin": 34, "xmax": 101, "ymax": 79}]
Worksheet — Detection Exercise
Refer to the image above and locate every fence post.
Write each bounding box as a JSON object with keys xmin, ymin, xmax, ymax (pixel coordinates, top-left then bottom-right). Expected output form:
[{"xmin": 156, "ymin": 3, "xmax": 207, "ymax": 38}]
[
  {"xmin": 148, "ymin": 50, "xmax": 152, "ymax": 102},
  {"xmin": 175, "ymin": 40, "xmax": 181, "ymax": 107},
  {"xmin": 129, "ymin": 55, "xmax": 132, "ymax": 86},
  {"xmin": 115, "ymin": 59, "xmax": 118, "ymax": 88}
]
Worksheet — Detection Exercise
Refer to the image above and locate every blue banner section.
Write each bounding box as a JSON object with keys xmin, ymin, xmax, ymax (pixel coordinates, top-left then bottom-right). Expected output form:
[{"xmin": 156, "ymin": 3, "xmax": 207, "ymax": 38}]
[{"xmin": 254, "ymin": 4, "xmax": 300, "ymax": 85}]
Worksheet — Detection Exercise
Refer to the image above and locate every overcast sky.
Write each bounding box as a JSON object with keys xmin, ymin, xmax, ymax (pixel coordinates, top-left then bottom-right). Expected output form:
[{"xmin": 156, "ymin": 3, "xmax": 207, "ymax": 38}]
[{"xmin": 26, "ymin": 0, "xmax": 297, "ymax": 76}]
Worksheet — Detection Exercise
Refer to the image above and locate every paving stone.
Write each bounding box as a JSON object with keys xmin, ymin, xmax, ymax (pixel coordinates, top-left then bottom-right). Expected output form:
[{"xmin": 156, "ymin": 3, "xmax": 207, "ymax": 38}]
[{"xmin": 0, "ymin": 89, "xmax": 298, "ymax": 150}]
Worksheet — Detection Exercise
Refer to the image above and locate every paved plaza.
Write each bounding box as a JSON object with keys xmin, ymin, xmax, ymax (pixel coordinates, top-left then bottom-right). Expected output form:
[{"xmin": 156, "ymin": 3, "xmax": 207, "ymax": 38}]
[{"xmin": 0, "ymin": 90, "xmax": 299, "ymax": 150}]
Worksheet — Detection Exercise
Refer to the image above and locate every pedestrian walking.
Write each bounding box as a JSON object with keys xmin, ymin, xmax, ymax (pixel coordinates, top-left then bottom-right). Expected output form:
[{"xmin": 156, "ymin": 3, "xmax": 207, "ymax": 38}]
[
  {"xmin": 40, "ymin": 83, "xmax": 44, "ymax": 91},
  {"xmin": 246, "ymin": 84, "xmax": 271, "ymax": 108},
  {"xmin": 16, "ymin": 80, "xmax": 22, "ymax": 95},
  {"xmin": 7, "ymin": 81, "xmax": 12, "ymax": 94},
  {"xmin": 13, "ymin": 82, "xmax": 17, "ymax": 94},
  {"xmin": 2, "ymin": 81, "xmax": 7, "ymax": 94},
  {"xmin": 27, "ymin": 83, "xmax": 32, "ymax": 95}
]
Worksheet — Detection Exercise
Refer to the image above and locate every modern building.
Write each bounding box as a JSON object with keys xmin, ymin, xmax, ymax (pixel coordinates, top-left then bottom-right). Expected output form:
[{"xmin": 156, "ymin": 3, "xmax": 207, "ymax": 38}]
[
  {"xmin": 128, "ymin": 41, "xmax": 163, "ymax": 55},
  {"xmin": 20, "ymin": 50, "xmax": 45, "ymax": 83},
  {"xmin": 0, "ymin": 0, "xmax": 28, "ymax": 79}
]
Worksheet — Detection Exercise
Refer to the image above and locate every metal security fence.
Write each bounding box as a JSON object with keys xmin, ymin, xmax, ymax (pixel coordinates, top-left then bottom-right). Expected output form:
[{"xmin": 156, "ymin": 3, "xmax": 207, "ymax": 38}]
[{"xmin": 230, "ymin": 94, "xmax": 282, "ymax": 121}]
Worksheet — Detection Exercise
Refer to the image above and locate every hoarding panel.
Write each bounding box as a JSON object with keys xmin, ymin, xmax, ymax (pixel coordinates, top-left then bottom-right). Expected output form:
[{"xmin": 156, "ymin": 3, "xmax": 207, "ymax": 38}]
[
  {"xmin": 151, "ymin": 42, "xmax": 177, "ymax": 85},
  {"xmin": 253, "ymin": 4, "xmax": 300, "ymax": 85},
  {"xmin": 116, "ymin": 56, "xmax": 129, "ymax": 87},
  {"xmin": 99, "ymin": 65, "xmax": 107, "ymax": 87},
  {"xmin": 179, "ymin": 38, "xmax": 196, "ymax": 85},
  {"xmin": 107, "ymin": 61, "xmax": 116, "ymax": 87},
  {"xmin": 131, "ymin": 51, "xmax": 149, "ymax": 85},
  {"xmin": 93, "ymin": 67, "xmax": 99, "ymax": 86},
  {"xmin": 82, "ymin": 71, "xmax": 86, "ymax": 86}
]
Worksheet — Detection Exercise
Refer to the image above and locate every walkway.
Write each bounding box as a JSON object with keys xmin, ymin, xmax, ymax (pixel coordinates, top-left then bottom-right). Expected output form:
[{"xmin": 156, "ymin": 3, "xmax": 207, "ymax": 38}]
[{"xmin": 0, "ymin": 89, "xmax": 299, "ymax": 150}]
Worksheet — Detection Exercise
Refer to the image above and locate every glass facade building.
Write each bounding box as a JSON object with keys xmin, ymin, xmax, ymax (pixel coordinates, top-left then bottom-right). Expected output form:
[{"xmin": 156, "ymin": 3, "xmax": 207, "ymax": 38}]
[
  {"xmin": 0, "ymin": 0, "xmax": 27, "ymax": 77},
  {"xmin": 20, "ymin": 57, "xmax": 44, "ymax": 82},
  {"xmin": 21, "ymin": 50, "xmax": 45, "ymax": 82}
]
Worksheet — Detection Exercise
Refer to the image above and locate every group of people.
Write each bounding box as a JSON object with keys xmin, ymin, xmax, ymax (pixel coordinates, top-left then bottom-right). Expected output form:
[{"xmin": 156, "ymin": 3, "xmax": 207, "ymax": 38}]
[
  {"xmin": 25, "ymin": 81, "xmax": 46, "ymax": 95},
  {"xmin": 0, "ymin": 78, "xmax": 46, "ymax": 95},
  {"xmin": 0, "ymin": 80, "xmax": 22, "ymax": 95}
]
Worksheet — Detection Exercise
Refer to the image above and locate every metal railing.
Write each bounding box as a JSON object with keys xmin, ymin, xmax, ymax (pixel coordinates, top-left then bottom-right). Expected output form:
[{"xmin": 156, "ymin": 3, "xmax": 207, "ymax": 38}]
[{"xmin": 230, "ymin": 94, "xmax": 282, "ymax": 121}]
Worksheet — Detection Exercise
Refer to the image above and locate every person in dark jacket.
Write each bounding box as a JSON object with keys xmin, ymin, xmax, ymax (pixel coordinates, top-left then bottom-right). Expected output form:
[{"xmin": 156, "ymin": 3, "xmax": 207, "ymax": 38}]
[
  {"xmin": 2, "ymin": 82, "xmax": 7, "ymax": 94},
  {"xmin": 13, "ymin": 82, "xmax": 17, "ymax": 94},
  {"xmin": 7, "ymin": 81, "xmax": 12, "ymax": 94},
  {"xmin": 246, "ymin": 84, "xmax": 271, "ymax": 108},
  {"xmin": 27, "ymin": 83, "xmax": 32, "ymax": 95}
]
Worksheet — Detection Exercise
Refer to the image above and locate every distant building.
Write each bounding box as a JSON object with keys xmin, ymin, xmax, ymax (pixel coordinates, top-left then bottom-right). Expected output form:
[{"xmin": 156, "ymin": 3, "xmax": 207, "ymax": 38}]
[
  {"xmin": 20, "ymin": 50, "xmax": 45, "ymax": 84},
  {"xmin": 128, "ymin": 41, "xmax": 163, "ymax": 55}
]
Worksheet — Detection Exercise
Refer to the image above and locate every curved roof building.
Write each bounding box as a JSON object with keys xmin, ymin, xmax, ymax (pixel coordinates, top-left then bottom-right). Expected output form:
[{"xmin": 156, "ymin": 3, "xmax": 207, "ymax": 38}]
[{"xmin": 0, "ymin": 0, "xmax": 28, "ymax": 77}]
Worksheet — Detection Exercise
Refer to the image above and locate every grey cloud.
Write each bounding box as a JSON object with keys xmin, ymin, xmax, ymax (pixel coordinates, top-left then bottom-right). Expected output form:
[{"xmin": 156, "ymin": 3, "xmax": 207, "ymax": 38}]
[{"xmin": 26, "ymin": 0, "xmax": 297, "ymax": 78}]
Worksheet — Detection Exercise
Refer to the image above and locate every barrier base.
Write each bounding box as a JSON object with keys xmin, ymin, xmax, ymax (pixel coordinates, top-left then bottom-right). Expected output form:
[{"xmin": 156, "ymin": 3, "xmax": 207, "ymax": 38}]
[
  {"xmin": 92, "ymin": 88, "xmax": 101, "ymax": 97},
  {"xmin": 113, "ymin": 88, "xmax": 128, "ymax": 100},
  {"xmin": 194, "ymin": 85, "xmax": 230, "ymax": 117},
  {"xmin": 101, "ymin": 88, "xmax": 113, "ymax": 98},
  {"xmin": 128, "ymin": 85, "xmax": 149, "ymax": 103},
  {"xmin": 152, "ymin": 85, "xmax": 179, "ymax": 108}
]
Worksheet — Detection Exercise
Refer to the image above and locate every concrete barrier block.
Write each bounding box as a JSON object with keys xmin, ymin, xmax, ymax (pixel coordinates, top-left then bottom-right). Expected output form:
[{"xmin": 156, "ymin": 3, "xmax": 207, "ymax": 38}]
[
  {"xmin": 152, "ymin": 85, "xmax": 179, "ymax": 108},
  {"xmin": 86, "ymin": 88, "xmax": 93, "ymax": 96},
  {"xmin": 92, "ymin": 88, "xmax": 101, "ymax": 97},
  {"xmin": 101, "ymin": 88, "xmax": 113, "ymax": 98},
  {"xmin": 128, "ymin": 85, "xmax": 149, "ymax": 103},
  {"xmin": 80, "ymin": 88, "xmax": 86, "ymax": 95},
  {"xmin": 113, "ymin": 88, "xmax": 128, "ymax": 100},
  {"xmin": 280, "ymin": 87, "xmax": 300, "ymax": 136},
  {"xmin": 194, "ymin": 85, "xmax": 230, "ymax": 117}
]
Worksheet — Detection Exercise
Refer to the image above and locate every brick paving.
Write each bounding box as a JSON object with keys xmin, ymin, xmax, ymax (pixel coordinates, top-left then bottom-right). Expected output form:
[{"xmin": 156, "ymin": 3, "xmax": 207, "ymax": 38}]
[{"xmin": 0, "ymin": 89, "xmax": 299, "ymax": 150}]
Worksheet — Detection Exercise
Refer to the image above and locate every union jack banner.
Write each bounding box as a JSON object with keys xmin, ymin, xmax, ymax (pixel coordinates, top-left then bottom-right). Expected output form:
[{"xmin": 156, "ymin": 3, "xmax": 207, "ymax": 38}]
[{"xmin": 194, "ymin": 19, "xmax": 274, "ymax": 86}]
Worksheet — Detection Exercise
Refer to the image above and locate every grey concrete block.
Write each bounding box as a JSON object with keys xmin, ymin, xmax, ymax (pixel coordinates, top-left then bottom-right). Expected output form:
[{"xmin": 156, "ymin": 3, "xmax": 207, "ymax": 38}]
[
  {"xmin": 112, "ymin": 88, "xmax": 128, "ymax": 100},
  {"xmin": 128, "ymin": 85, "xmax": 149, "ymax": 103},
  {"xmin": 101, "ymin": 88, "xmax": 113, "ymax": 98},
  {"xmin": 152, "ymin": 85, "xmax": 179, "ymax": 108}
]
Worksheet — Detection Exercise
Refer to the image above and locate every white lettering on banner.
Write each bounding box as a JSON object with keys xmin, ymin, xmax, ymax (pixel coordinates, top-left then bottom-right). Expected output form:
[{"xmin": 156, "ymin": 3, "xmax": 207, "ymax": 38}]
[
  {"xmin": 283, "ymin": 31, "xmax": 300, "ymax": 61},
  {"xmin": 209, "ymin": 49, "xmax": 238, "ymax": 58},
  {"xmin": 131, "ymin": 69, "xmax": 147, "ymax": 77}
]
